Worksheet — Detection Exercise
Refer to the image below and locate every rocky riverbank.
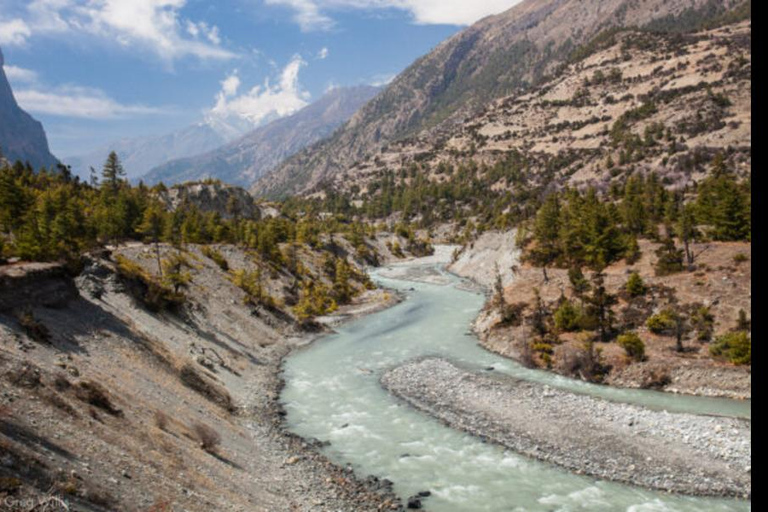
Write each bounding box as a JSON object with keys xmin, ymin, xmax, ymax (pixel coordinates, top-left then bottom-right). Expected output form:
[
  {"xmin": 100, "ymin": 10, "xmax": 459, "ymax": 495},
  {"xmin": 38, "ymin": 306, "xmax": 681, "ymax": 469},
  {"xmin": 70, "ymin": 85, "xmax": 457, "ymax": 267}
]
[{"xmin": 382, "ymin": 358, "xmax": 751, "ymax": 499}]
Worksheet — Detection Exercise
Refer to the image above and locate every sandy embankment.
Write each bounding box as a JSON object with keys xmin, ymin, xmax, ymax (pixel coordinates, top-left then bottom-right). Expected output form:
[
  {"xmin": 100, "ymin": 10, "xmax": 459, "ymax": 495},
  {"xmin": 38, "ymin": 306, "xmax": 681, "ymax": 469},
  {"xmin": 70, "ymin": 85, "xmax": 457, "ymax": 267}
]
[{"xmin": 382, "ymin": 358, "xmax": 751, "ymax": 499}]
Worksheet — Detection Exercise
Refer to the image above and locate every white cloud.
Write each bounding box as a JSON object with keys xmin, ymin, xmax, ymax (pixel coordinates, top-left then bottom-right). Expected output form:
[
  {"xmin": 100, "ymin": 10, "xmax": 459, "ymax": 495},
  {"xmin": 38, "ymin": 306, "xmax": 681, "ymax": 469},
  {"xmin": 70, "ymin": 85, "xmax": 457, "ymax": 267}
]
[
  {"xmin": 5, "ymin": 0, "xmax": 235, "ymax": 62},
  {"xmin": 3, "ymin": 65, "xmax": 39, "ymax": 83},
  {"xmin": 15, "ymin": 85, "xmax": 163, "ymax": 119},
  {"xmin": 206, "ymin": 56, "xmax": 310, "ymax": 133},
  {"xmin": 0, "ymin": 18, "xmax": 32, "ymax": 45},
  {"xmin": 318, "ymin": 47, "xmax": 329, "ymax": 59},
  {"xmin": 219, "ymin": 72, "xmax": 242, "ymax": 97},
  {"xmin": 264, "ymin": 0, "xmax": 521, "ymax": 30},
  {"xmin": 264, "ymin": 0, "xmax": 334, "ymax": 31}
]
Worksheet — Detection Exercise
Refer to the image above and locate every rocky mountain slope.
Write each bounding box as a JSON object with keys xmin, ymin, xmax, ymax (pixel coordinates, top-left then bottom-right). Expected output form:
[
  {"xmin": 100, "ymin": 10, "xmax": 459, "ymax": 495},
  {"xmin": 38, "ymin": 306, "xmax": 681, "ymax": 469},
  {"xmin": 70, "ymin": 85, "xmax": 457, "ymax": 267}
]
[
  {"xmin": 144, "ymin": 86, "xmax": 380, "ymax": 187},
  {"xmin": 0, "ymin": 48, "xmax": 59, "ymax": 171},
  {"xmin": 253, "ymin": 0, "xmax": 746, "ymax": 197},
  {"xmin": 302, "ymin": 18, "xmax": 751, "ymax": 204}
]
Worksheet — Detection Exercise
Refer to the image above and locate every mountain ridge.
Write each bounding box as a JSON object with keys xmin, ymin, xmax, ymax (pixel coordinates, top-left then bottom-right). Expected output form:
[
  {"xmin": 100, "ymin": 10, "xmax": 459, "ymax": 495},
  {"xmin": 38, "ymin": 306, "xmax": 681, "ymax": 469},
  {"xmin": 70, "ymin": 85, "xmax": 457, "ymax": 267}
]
[
  {"xmin": 252, "ymin": 0, "xmax": 743, "ymax": 198},
  {"xmin": 0, "ymin": 47, "xmax": 59, "ymax": 170},
  {"xmin": 142, "ymin": 85, "xmax": 380, "ymax": 187}
]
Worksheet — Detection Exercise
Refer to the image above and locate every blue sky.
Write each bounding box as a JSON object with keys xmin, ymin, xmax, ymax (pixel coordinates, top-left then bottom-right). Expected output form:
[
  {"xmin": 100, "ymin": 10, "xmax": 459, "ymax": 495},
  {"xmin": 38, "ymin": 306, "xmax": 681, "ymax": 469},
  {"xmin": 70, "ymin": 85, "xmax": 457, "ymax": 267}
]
[{"xmin": 1, "ymin": 1, "xmax": 520, "ymax": 156}]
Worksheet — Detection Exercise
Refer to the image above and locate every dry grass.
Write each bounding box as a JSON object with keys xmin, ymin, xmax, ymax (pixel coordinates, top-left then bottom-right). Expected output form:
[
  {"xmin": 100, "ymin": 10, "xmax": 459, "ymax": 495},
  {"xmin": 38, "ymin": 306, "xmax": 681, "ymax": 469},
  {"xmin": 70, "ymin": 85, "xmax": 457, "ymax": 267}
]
[{"xmin": 74, "ymin": 380, "xmax": 122, "ymax": 416}]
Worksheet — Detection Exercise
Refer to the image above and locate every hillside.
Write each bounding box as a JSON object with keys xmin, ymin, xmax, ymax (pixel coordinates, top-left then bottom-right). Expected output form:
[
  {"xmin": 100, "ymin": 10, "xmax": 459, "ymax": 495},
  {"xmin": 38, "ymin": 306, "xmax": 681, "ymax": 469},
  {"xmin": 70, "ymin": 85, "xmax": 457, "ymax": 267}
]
[
  {"xmin": 144, "ymin": 86, "xmax": 380, "ymax": 187},
  {"xmin": 0, "ymin": 48, "xmax": 59, "ymax": 171},
  {"xmin": 0, "ymin": 241, "xmax": 405, "ymax": 511},
  {"xmin": 317, "ymin": 20, "xmax": 751, "ymax": 203},
  {"xmin": 253, "ymin": 0, "xmax": 746, "ymax": 197}
]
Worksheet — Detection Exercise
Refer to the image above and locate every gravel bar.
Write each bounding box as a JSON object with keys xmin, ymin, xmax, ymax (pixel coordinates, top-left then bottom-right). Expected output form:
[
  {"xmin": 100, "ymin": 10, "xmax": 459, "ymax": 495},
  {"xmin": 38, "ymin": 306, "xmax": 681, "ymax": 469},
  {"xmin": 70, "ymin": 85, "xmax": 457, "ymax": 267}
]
[{"xmin": 381, "ymin": 358, "xmax": 751, "ymax": 499}]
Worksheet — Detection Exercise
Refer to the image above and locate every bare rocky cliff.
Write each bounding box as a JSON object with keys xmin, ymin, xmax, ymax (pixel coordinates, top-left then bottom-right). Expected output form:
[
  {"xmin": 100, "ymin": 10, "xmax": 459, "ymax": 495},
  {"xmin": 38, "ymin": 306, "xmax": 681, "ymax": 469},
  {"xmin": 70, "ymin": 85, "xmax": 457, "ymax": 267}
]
[{"xmin": 0, "ymin": 48, "xmax": 59, "ymax": 170}]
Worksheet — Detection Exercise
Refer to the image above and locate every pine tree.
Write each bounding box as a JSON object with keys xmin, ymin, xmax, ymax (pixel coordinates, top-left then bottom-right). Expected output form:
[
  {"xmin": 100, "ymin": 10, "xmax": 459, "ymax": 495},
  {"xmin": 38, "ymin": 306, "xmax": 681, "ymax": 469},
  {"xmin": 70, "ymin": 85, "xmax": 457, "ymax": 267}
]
[
  {"xmin": 625, "ymin": 272, "xmax": 646, "ymax": 297},
  {"xmin": 138, "ymin": 202, "xmax": 166, "ymax": 275},
  {"xmin": 162, "ymin": 252, "xmax": 192, "ymax": 294},
  {"xmin": 654, "ymin": 237, "xmax": 684, "ymax": 276},
  {"xmin": 586, "ymin": 271, "xmax": 616, "ymax": 342},
  {"xmin": 101, "ymin": 151, "xmax": 126, "ymax": 192},
  {"xmin": 529, "ymin": 193, "xmax": 561, "ymax": 281}
]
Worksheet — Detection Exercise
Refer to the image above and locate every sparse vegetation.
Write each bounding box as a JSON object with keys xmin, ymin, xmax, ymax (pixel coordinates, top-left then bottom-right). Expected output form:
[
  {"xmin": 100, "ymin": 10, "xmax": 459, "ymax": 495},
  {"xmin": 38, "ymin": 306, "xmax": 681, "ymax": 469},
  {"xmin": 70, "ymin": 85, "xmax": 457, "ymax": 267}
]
[
  {"xmin": 625, "ymin": 272, "xmax": 647, "ymax": 297},
  {"xmin": 191, "ymin": 421, "xmax": 221, "ymax": 453},
  {"xmin": 710, "ymin": 331, "xmax": 751, "ymax": 365},
  {"xmin": 617, "ymin": 331, "xmax": 646, "ymax": 361},
  {"xmin": 74, "ymin": 381, "xmax": 122, "ymax": 416}
]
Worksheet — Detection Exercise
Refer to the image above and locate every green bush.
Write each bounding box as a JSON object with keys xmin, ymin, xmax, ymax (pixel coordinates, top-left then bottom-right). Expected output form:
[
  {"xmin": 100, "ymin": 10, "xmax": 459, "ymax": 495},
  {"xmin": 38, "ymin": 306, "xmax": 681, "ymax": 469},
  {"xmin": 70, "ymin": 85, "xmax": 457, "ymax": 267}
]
[
  {"xmin": 654, "ymin": 237, "xmax": 684, "ymax": 276},
  {"xmin": 554, "ymin": 300, "xmax": 582, "ymax": 332},
  {"xmin": 617, "ymin": 331, "xmax": 646, "ymax": 361},
  {"xmin": 646, "ymin": 310, "xmax": 676, "ymax": 334},
  {"xmin": 733, "ymin": 253, "xmax": 749, "ymax": 264},
  {"xmin": 625, "ymin": 272, "xmax": 647, "ymax": 297},
  {"xmin": 710, "ymin": 331, "xmax": 751, "ymax": 365}
]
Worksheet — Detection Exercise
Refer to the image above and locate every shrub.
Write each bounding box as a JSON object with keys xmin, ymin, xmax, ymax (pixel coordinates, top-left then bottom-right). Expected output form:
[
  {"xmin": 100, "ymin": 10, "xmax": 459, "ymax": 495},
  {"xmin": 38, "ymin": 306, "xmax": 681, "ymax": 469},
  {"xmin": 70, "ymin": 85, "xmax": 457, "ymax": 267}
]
[
  {"xmin": 624, "ymin": 235, "xmax": 641, "ymax": 264},
  {"xmin": 154, "ymin": 410, "xmax": 170, "ymax": 431},
  {"xmin": 625, "ymin": 272, "xmax": 647, "ymax": 297},
  {"xmin": 75, "ymin": 381, "xmax": 122, "ymax": 416},
  {"xmin": 617, "ymin": 331, "xmax": 646, "ymax": 361},
  {"xmin": 18, "ymin": 310, "xmax": 51, "ymax": 343},
  {"xmin": 654, "ymin": 238, "xmax": 684, "ymax": 276},
  {"xmin": 732, "ymin": 253, "xmax": 749, "ymax": 265},
  {"xmin": 554, "ymin": 300, "xmax": 582, "ymax": 332},
  {"xmin": 191, "ymin": 422, "xmax": 221, "ymax": 453},
  {"xmin": 499, "ymin": 302, "xmax": 527, "ymax": 327},
  {"xmin": 161, "ymin": 253, "xmax": 193, "ymax": 294},
  {"xmin": 390, "ymin": 241, "xmax": 405, "ymax": 258},
  {"xmin": 646, "ymin": 310, "xmax": 676, "ymax": 334},
  {"xmin": 293, "ymin": 282, "xmax": 338, "ymax": 322},
  {"xmin": 691, "ymin": 306, "xmax": 714, "ymax": 341},
  {"xmin": 201, "ymin": 246, "xmax": 229, "ymax": 271},
  {"xmin": 736, "ymin": 309, "xmax": 751, "ymax": 331},
  {"xmin": 179, "ymin": 364, "xmax": 234, "ymax": 412},
  {"xmin": 710, "ymin": 331, "xmax": 751, "ymax": 365},
  {"xmin": 230, "ymin": 268, "xmax": 276, "ymax": 308},
  {"xmin": 115, "ymin": 255, "xmax": 185, "ymax": 312}
]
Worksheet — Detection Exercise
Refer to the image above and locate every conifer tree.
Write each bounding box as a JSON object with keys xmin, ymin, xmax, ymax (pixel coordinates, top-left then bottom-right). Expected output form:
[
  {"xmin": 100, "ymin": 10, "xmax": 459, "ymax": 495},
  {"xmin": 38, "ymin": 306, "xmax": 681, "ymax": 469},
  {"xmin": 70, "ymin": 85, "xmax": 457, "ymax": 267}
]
[
  {"xmin": 586, "ymin": 271, "xmax": 616, "ymax": 342},
  {"xmin": 138, "ymin": 202, "xmax": 166, "ymax": 275},
  {"xmin": 529, "ymin": 193, "xmax": 561, "ymax": 281},
  {"xmin": 654, "ymin": 237, "xmax": 684, "ymax": 276},
  {"xmin": 101, "ymin": 151, "xmax": 126, "ymax": 192}
]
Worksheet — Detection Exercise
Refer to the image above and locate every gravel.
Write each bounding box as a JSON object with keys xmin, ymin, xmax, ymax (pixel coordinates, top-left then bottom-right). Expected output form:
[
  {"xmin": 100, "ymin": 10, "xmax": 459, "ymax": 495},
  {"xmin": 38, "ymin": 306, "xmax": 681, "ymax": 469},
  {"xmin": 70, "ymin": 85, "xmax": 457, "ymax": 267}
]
[{"xmin": 382, "ymin": 358, "xmax": 751, "ymax": 499}]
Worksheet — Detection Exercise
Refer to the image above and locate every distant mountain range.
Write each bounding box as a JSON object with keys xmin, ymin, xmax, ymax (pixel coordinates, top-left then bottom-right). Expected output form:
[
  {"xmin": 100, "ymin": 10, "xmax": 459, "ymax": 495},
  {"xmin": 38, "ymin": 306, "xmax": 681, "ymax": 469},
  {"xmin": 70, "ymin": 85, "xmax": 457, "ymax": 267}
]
[
  {"xmin": 253, "ymin": 0, "xmax": 744, "ymax": 197},
  {"xmin": 64, "ymin": 121, "xmax": 235, "ymax": 182},
  {"xmin": 143, "ymin": 85, "xmax": 380, "ymax": 187},
  {"xmin": 0, "ymin": 47, "xmax": 59, "ymax": 170}
]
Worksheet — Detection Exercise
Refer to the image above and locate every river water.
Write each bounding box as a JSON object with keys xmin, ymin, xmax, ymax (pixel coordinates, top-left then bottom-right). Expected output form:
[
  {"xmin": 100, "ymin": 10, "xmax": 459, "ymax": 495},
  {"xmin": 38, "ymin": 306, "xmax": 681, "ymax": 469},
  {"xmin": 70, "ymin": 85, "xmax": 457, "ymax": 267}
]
[{"xmin": 281, "ymin": 258, "xmax": 751, "ymax": 512}]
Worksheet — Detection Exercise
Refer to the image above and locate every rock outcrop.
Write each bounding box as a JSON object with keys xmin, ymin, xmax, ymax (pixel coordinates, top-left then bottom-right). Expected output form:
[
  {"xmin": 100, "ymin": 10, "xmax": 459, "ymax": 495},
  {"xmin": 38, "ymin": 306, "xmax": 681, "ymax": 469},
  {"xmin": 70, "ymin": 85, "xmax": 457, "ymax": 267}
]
[
  {"xmin": 156, "ymin": 181, "xmax": 259, "ymax": 220},
  {"xmin": 0, "ymin": 47, "xmax": 59, "ymax": 170}
]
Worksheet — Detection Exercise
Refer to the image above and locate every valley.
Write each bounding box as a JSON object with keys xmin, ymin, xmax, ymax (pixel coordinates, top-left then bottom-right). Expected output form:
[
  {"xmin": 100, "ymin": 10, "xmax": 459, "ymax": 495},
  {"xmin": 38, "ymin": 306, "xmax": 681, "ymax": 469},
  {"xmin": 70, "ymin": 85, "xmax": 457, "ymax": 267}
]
[{"xmin": 0, "ymin": 0, "xmax": 751, "ymax": 510}]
